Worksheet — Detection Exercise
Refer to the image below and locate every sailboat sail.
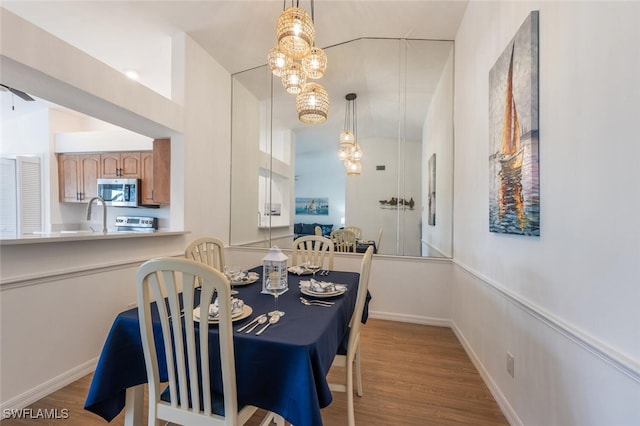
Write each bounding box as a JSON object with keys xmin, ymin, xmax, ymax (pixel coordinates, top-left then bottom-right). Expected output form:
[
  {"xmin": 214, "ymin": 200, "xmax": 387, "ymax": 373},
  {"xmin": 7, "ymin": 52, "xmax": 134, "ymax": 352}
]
[{"xmin": 500, "ymin": 44, "xmax": 520, "ymax": 159}]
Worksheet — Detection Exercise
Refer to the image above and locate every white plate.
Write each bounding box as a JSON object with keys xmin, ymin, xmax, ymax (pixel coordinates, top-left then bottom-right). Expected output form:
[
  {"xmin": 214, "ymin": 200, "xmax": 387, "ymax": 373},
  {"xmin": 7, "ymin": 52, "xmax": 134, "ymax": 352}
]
[
  {"xmin": 300, "ymin": 287, "xmax": 346, "ymax": 298},
  {"xmin": 232, "ymin": 272, "xmax": 259, "ymax": 286},
  {"xmin": 193, "ymin": 305, "xmax": 253, "ymax": 323}
]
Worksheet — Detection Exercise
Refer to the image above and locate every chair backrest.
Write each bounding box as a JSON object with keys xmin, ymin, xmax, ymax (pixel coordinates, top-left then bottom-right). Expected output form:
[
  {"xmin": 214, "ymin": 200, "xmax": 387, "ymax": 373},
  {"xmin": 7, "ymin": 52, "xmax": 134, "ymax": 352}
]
[
  {"xmin": 347, "ymin": 246, "xmax": 374, "ymax": 351},
  {"xmin": 137, "ymin": 257, "xmax": 239, "ymax": 425},
  {"xmin": 292, "ymin": 235, "xmax": 335, "ymax": 269},
  {"xmin": 331, "ymin": 229, "xmax": 356, "ymax": 252},
  {"xmin": 185, "ymin": 237, "xmax": 226, "ymax": 271},
  {"xmin": 343, "ymin": 226, "xmax": 362, "ymax": 240},
  {"xmin": 314, "ymin": 225, "xmax": 322, "ymax": 236},
  {"xmin": 376, "ymin": 227, "xmax": 383, "ymax": 252}
]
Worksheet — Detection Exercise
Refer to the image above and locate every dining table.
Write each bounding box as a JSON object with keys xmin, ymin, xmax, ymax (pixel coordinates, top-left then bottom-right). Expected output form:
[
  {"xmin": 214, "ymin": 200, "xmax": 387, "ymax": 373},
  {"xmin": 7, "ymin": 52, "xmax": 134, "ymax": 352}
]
[{"xmin": 84, "ymin": 266, "xmax": 369, "ymax": 426}]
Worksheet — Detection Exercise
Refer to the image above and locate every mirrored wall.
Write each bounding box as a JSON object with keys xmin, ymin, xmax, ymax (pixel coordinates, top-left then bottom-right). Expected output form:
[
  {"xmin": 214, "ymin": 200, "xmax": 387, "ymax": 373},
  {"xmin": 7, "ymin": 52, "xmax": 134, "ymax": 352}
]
[{"xmin": 230, "ymin": 38, "xmax": 453, "ymax": 258}]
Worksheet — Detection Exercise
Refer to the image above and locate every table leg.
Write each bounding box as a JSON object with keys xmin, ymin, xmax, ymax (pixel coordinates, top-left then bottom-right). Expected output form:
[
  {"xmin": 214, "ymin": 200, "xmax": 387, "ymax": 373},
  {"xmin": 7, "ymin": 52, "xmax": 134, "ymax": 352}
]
[{"xmin": 124, "ymin": 384, "xmax": 144, "ymax": 426}]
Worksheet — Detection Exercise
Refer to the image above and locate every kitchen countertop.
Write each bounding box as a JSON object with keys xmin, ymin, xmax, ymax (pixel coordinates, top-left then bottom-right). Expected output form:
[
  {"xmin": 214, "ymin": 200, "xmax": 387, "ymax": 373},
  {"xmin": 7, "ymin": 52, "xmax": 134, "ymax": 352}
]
[{"xmin": 0, "ymin": 229, "xmax": 189, "ymax": 245}]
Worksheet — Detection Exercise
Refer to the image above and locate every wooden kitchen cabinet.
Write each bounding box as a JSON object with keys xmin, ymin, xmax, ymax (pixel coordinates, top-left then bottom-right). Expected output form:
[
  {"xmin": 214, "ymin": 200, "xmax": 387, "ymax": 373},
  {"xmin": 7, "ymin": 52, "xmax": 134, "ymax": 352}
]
[
  {"xmin": 101, "ymin": 152, "xmax": 141, "ymax": 178},
  {"xmin": 140, "ymin": 139, "xmax": 171, "ymax": 205},
  {"xmin": 58, "ymin": 153, "xmax": 100, "ymax": 202}
]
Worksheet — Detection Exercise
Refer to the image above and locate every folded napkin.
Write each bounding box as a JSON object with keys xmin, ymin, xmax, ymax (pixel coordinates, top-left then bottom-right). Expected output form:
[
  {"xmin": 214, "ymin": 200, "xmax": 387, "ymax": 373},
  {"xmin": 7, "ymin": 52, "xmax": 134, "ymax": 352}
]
[
  {"xmin": 232, "ymin": 271, "xmax": 259, "ymax": 283},
  {"xmin": 288, "ymin": 266, "xmax": 308, "ymax": 275},
  {"xmin": 207, "ymin": 297, "xmax": 244, "ymax": 318},
  {"xmin": 299, "ymin": 279, "xmax": 346, "ymax": 293}
]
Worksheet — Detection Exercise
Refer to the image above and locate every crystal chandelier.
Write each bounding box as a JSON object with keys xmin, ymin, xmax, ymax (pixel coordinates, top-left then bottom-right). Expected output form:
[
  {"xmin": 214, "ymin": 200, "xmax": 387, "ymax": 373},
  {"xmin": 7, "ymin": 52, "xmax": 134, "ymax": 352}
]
[
  {"xmin": 268, "ymin": 0, "xmax": 328, "ymax": 124},
  {"xmin": 338, "ymin": 93, "xmax": 362, "ymax": 176}
]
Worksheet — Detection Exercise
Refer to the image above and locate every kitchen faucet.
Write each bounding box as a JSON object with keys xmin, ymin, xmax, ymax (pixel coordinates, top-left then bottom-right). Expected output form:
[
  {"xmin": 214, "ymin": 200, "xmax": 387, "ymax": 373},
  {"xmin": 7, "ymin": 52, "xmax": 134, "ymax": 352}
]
[{"xmin": 86, "ymin": 196, "xmax": 108, "ymax": 233}]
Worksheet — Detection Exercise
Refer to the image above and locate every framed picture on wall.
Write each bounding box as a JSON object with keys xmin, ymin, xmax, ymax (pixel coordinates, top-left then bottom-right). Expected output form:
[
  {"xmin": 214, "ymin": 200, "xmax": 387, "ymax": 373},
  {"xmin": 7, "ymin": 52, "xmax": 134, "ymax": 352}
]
[{"xmin": 488, "ymin": 11, "xmax": 540, "ymax": 236}]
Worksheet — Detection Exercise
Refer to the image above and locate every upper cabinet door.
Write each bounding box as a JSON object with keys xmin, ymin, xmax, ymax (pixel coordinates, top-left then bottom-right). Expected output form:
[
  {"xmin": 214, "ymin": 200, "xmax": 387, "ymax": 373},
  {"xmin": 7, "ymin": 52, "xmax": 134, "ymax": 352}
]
[
  {"xmin": 101, "ymin": 152, "xmax": 141, "ymax": 178},
  {"xmin": 58, "ymin": 153, "xmax": 100, "ymax": 202}
]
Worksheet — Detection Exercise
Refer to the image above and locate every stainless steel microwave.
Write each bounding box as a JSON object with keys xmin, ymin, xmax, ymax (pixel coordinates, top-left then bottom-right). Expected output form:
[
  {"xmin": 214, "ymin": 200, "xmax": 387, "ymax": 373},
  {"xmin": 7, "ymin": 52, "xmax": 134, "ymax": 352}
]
[{"xmin": 97, "ymin": 178, "xmax": 140, "ymax": 207}]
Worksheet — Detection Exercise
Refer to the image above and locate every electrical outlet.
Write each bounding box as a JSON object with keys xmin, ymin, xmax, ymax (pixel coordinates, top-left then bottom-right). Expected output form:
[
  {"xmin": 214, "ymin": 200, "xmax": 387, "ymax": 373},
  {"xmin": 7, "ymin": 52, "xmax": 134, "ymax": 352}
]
[{"xmin": 506, "ymin": 352, "xmax": 515, "ymax": 378}]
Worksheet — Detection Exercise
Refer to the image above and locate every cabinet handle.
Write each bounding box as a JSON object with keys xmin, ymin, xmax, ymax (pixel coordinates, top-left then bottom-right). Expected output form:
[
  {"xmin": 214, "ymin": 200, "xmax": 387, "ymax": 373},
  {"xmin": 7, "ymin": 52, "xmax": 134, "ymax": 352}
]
[{"xmin": 76, "ymin": 192, "xmax": 80, "ymax": 201}]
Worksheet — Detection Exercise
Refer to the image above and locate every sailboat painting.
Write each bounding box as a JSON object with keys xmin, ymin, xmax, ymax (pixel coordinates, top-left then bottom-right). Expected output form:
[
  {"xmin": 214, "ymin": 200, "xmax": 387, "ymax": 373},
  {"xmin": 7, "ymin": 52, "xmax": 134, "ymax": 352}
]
[{"xmin": 489, "ymin": 11, "xmax": 539, "ymax": 236}]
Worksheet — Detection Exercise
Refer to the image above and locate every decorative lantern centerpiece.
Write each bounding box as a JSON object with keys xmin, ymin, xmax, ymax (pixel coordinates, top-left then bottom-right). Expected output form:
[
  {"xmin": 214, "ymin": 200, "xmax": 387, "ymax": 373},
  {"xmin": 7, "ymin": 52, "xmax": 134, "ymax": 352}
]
[{"xmin": 262, "ymin": 246, "xmax": 288, "ymax": 295}]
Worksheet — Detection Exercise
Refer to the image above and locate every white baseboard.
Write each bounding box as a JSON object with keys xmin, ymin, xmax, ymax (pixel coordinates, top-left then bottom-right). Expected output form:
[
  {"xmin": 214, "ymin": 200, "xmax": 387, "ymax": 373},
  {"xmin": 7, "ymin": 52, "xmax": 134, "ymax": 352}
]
[
  {"xmin": 450, "ymin": 321, "xmax": 522, "ymax": 426},
  {"xmin": 1, "ymin": 358, "xmax": 97, "ymax": 412},
  {"xmin": 368, "ymin": 310, "xmax": 451, "ymax": 328}
]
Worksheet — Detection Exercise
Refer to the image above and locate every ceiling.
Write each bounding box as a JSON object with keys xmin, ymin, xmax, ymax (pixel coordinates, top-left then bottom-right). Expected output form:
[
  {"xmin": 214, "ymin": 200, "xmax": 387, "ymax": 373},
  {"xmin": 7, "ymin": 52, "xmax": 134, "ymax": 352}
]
[{"xmin": 1, "ymin": 1, "xmax": 467, "ymax": 140}]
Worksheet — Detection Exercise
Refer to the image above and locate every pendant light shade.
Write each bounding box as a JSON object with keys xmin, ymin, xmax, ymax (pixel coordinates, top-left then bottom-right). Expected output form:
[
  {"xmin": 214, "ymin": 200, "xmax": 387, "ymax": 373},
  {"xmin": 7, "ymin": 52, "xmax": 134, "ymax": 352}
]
[
  {"xmin": 268, "ymin": 45, "xmax": 292, "ymax": 77},
  {"xmin": 277, "ymin": 6, "xmax": 314, "ymax": 60},
  {"xmin": 281, "ymin": 62, "xmax": 306, "ymax": 94},
  {"xmin": 301, "ymin": 47, "xmax": 327, "ymax": 79},
  {"xmin": 297, "ymin": 82, "xmax": 329, "ymax": 124},
  {"xmin": 345, "ymin": 159, "xmax": 362, "ymax": 176}
]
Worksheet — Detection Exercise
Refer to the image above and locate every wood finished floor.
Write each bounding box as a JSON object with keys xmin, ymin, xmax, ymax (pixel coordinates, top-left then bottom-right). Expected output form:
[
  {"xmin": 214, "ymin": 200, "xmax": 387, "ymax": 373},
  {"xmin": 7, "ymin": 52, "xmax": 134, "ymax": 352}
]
[{"xmin": 1, "ymin": 319, "xmax": 508, "ymax": 426}]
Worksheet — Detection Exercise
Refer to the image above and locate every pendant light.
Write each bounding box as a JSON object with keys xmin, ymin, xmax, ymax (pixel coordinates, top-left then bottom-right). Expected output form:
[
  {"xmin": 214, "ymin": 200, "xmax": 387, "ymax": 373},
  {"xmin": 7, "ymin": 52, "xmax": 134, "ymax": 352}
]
[
  {"xmin": 269, "ymin": 0, "xmax": 328, "ymax": 124},
  {"xmin": 281, "ymin": 61, "xmax": 306, "ymax": 94},
  {"xmin": 297, "ymin": 82, "xmax": 329, "ymax": 124},
  {"xmin": 277, "ymin": 6, "xmax": 314, "ymax": 59},
  {"xmin": 301, "ymin": 46, "xmax": 327, "ymax": 79},
  {"xmin": 338, "ymin": 93, "xmax": 362, "ymax": 175},
  {"xmin": 268, "ymin": 45, "xmax": 293, "ymax": 77}
]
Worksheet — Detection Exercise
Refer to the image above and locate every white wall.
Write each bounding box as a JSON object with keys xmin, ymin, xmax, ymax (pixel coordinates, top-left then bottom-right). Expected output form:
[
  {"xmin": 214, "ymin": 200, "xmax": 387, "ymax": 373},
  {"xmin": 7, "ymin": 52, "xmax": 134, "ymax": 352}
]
[{"xmin": 452, "ymin": 2, "xmax": 640, "ymax": 424}]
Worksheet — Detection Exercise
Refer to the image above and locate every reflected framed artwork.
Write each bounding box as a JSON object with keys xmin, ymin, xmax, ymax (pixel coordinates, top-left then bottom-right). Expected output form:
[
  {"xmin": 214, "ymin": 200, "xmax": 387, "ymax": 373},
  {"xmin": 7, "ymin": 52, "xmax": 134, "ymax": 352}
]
[
  {"xmin": 295, "ymin": 197, "xmax": 329, "ymax": 215},
  {"xmin": 489, "ymin": 11, "xmax": 540, "ymax": 236},
  {"xmin": 428, "ymin": 154, "xmax": 436, "ymax": 226}
]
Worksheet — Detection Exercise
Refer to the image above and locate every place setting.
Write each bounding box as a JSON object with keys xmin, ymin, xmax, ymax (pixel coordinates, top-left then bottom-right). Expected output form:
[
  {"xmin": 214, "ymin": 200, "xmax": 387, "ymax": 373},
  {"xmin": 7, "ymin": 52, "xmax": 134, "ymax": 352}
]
[
  {"xmin": 193, "ymin": 296, "xmax": 253, "ymax": 324},
  {"xmin": 299, "ymin": 278, "xmax": 347, "ymax": 299}
]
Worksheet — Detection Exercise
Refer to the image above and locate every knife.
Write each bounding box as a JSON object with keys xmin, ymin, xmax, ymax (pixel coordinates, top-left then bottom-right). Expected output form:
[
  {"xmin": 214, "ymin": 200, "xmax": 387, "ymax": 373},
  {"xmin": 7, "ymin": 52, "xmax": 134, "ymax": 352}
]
[{"xmin": 236, "ymin": 313, "xmax": 267, "ymax": 332}]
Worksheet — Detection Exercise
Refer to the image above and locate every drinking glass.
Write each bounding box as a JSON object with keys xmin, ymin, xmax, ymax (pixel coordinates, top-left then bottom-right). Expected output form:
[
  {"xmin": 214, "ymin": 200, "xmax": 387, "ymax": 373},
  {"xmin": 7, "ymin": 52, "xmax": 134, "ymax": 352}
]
[
  {"xmin": 308, "ymin": 263, "xmax": 321, "ymax": 278},
  {"xmin": 223, "ymin": 265, "xmax": 242, "ymax": 295},
  {"xmin": 265, "ymin": 274, "xmax": 287, "ymax": 317}
]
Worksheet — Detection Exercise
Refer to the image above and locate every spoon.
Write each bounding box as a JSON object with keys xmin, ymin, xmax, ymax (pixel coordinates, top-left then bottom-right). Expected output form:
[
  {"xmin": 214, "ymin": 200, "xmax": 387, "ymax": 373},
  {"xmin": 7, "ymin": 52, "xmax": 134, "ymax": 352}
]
[
  {"xmin": 300, "ymin": 297, "xmax": 334, "ymax": 306},
  {"xmin": 245, "ymin": 315, "xmax": 268, "ymax": 333},
  {"xmin": 300, "ymin": 297, "xmax": 332, "ymax": 307},
  {"xmin": 236, "ymin": 313, "xmax": 266, "ymax": 332},
  {"xmin": 255, "ymin": 314, "xmax": 280, "ymax": 335}
]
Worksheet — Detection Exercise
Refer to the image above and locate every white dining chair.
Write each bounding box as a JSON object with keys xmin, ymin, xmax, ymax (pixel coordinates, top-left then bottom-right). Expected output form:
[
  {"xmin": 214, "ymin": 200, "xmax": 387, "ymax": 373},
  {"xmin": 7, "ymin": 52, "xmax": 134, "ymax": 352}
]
[
  {"xmin": 314, "ymin": 225, "xmax": 322, "ymax": 236},
  {"xmin": 343, "ymin": 226, "xmax": 362, "ymax": 240},
  {"xmin": 292, "ymin": 235, "xmax": 335, "ymax": 270},
  {"xmin": 136, "ymin": 257, "xmax": 277, "ymax": 426},
  {"xmin": 185, "ymin": 237, "xmax": 226, "ymax": 271},
  {"xmin": 331, "ymin": 229, "xmax": 357, "ymax": 253},
  {"xmin": 328, "ymin": 246, "xmax": 374, "ymax": 426}
]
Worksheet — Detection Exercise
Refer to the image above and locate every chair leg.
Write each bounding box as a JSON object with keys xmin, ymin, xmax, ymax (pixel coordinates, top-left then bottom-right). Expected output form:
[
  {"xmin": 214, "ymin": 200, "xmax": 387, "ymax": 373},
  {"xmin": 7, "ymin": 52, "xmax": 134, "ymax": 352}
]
[
  {"xmin": 346, "ymin": 359, "xmax": 355, "ymax": 426},
  {"xmin": 355, "ymin": 347, "xmax": 363, "ymax": 397}
]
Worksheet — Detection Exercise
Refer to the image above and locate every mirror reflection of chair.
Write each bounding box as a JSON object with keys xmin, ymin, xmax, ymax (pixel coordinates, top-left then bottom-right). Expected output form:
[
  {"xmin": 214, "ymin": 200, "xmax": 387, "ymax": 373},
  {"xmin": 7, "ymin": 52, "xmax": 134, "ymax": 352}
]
[
  {"xmin": 343, "ymin": 226, "xmax": 362, "ymax": 240},
  {"xmin": 328, "ymin": 246, "xmax": 374, "ymax": 426},
  {"xmin": 292, "ymin": 235, "xmax": 335, "ymax": 270},
  {"xmin": 376, "ymin": 227, "xmax": 383, "ymax": 253},
  {"xmin": 331, "ymin": 229, "xmax": 357, "ymax": 253},
  {"xmin": 136, "ymin": 257, "xmax": 276, "ymax": 426},
  {"xmin": 314, "ymin": 225, "xmax": 322, "ymax": 236},
  {"xmin": 185, "ymin": 237, "xmax": 225, "ymax": 271}
]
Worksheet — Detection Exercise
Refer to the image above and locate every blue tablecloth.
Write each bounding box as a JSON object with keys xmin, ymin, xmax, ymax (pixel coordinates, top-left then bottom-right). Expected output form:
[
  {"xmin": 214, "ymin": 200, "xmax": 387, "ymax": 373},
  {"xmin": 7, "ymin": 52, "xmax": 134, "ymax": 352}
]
[{"xmin": 84, "ymin": 268, "xmax": 366, "ymax": 426}]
